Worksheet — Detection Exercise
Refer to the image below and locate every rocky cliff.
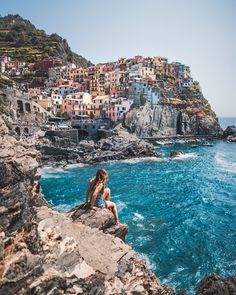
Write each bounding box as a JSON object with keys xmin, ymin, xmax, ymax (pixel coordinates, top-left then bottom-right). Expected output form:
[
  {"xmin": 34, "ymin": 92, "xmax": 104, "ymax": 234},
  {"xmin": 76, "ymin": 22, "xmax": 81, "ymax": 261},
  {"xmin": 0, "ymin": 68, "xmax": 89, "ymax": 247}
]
[
  {"xmin": 125, "ymin": 99, "xmax": 222, "ymax": 137},
  {"xmin": 0, "ymin": 115, "xmax": 174, "ymax": 294}
]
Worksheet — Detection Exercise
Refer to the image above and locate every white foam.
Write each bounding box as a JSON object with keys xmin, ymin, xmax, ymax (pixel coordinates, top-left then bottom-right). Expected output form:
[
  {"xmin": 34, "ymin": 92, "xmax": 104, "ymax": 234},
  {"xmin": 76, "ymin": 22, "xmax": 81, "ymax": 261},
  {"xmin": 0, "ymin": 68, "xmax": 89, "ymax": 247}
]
[
  {"xmin": 156, "ymin": 140, "xmax": 175, "ymax": 145},
  {"xmin": 171, "ymin": 153, "xmax": 197, "ymax": 160},
  {"xmin": 116, "ymin": 201, "xmax": 127, "ymax": 212},
  {"xmin": 119, "ymin": 157, "xmax": 164, "ymax": 164},
  {"xmin": 137, "ymin": 253, "xmax": 156, "ymax": 271},
  {"xmin": 133, "ymin": 212, "xmax": 145, "ymax": 220},
  {"xmin": 215, "ymin": 152, "xmax": 236, "ymax": 173}
]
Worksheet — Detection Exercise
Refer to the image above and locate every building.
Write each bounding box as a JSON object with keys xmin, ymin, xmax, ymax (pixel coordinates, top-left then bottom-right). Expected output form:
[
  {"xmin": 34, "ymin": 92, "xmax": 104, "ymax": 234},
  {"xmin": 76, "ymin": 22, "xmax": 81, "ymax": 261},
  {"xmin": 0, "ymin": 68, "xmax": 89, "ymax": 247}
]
[
  {"xmin": 182, "ymin": 78, "xmax": 193, "ymax": 88},
  {"xmin": 105, "ymin": 97, "xmax": 133, "ymax": 122},
  {"xmin": 29, "ymin": 58, "xmax": 63, "ymax": 72},
  {"xmin": 128, "ymin": 77, "xmax": 160, "ymax": 106},
  {"xmin": 51, "ymin": 94, "xmax": 63, "ymax": 115},
  {"xmin": 93, "ymin": 95, "xmax": 110, "ymax": 118},
  {"xmin": 62, "ymin": 92, "xmax": 94, "ymax": 118}
]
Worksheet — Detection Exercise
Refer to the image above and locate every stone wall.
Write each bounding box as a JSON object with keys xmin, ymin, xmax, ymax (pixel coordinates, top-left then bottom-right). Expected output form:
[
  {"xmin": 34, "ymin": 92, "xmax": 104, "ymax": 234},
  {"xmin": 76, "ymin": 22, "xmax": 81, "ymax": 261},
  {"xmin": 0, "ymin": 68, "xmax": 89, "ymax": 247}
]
[{"xmin": 46, "ymin": 129, "xmax": 79, "ymax": 143}]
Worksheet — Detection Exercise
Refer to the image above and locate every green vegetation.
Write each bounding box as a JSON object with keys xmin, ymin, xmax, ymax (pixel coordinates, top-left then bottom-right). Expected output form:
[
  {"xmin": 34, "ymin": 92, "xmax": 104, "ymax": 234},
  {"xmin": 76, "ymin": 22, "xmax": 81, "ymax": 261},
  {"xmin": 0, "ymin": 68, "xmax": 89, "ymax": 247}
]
[
  {"xmin": 0, "ymin": 14, "xmax": 93, "ymax": 67},
  {"xmin": 0, "ymin": 74, "xmax": 15, "ymax": 88}
]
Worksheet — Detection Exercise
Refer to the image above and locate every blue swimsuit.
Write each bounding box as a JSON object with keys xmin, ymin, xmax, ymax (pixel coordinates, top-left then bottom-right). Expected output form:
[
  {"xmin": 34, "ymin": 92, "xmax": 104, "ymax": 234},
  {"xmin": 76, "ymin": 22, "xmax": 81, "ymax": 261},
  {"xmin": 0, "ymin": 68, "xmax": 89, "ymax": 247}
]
[{"xmin": 90, "ymin": 182, "xmax": 106, "ymax": 208}]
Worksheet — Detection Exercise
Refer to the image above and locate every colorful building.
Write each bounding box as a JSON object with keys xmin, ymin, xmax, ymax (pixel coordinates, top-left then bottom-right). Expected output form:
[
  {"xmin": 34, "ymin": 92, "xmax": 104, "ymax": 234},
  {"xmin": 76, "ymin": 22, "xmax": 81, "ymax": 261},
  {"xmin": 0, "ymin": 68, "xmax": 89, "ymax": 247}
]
[{"xmin": 105, "ymin": 97, "xmax": 133, "ymax": 122}]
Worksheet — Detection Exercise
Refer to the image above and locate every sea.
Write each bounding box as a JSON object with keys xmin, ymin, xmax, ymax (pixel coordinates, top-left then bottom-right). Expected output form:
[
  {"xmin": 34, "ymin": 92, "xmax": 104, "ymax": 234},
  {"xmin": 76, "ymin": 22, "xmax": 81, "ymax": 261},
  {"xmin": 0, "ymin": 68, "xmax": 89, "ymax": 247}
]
[{"xmin": 40, "ymin": 117, "xmax": 236, "ymax": 294}]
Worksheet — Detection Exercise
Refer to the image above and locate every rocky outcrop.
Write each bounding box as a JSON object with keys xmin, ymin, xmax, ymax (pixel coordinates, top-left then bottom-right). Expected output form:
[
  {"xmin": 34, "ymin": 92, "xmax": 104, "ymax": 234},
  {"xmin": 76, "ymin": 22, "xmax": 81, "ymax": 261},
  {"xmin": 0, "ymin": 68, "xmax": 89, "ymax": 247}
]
[
  {"xmin": 124, "ymin": 100, "xmax": 222, "ymax": 137},
  {"xmin": 196, "ymin": 273, "xmax": 236, "ymax": 295},
  {"xmin": 68, "ymin": 203, "xmax": 128, "ymax": 241},
  {"xmin": 0, "ymin": 115, "xmax": 173, "ymax": 294},
  {"xmin": 39, "ymin": 124, "xmax": 162, "ymax": 166},
  {"xmin": 223, "ymin": 125, "xmax": 236, "ymax": 142}
]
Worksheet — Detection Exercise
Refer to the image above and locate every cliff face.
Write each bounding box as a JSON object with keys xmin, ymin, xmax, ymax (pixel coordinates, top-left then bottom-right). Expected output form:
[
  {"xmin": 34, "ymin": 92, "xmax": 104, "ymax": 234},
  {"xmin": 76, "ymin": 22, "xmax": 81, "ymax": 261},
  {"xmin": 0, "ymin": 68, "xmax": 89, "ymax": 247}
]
[
  {"xmin": 0, "ymin": 115, "xmax": 173, "ymax": 294},
  {"xmin": 124, "ymin": 99, "xmax": 222, "ymax": 137}
]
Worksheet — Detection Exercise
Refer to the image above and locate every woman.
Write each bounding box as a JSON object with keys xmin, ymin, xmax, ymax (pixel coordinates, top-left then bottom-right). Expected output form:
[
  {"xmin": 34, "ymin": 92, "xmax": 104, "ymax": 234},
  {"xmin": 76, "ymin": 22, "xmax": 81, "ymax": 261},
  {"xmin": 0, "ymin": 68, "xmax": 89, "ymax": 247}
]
[{"xmin": 86, "ymin": 168, "xmax": 120, "ymax": 224}]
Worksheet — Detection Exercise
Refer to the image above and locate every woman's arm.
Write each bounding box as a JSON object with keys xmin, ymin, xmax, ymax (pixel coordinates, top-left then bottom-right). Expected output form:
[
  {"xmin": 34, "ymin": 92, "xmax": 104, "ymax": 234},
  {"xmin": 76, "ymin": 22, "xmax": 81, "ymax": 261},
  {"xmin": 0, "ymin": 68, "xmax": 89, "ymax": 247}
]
[
  {"xmin": 85, "ymin": 179, "xmax": 94, "ymax": 203},
  {"xmin": 90, "ymin": 183, "xmax": 103, "ymax": 208}
]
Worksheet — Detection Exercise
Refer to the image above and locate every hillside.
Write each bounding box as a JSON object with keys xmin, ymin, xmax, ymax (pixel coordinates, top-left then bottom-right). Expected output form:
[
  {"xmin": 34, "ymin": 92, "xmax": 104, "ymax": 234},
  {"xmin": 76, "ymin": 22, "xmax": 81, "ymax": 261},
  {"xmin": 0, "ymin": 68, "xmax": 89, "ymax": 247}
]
[{"xmin": 0, "ymin": 14, "xmax": 92, "ymax": 67}]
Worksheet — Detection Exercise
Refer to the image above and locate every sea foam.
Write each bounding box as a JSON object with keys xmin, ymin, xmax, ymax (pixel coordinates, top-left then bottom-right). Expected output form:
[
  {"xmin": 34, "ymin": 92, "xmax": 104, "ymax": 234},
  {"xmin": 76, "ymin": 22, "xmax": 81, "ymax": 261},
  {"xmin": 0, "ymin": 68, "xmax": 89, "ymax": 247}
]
[
  {"xmin": 215, "ymin": 152, "xmax": 236, "ymax": 173},
  {"xmin": 171, "ymin": 153, "xmax": 197, "ymax": 160}
]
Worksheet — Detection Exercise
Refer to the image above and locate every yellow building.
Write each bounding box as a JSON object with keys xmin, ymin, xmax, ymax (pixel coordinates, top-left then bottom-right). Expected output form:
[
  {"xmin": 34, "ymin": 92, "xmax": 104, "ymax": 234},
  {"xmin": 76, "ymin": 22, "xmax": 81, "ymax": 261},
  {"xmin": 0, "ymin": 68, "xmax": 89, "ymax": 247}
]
[{"xmin": 93, "ymin": 95, "xmax": 110, "ymax": 117}]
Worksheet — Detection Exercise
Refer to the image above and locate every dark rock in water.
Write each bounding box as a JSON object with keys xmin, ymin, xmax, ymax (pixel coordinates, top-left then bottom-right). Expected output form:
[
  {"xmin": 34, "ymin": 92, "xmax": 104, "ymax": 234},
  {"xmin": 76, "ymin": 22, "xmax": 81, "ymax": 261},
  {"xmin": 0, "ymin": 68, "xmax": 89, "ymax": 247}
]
[
  {"xmin": 170, "ymin": 151, "xmax": 184, "ymax": 158},
  {"xmin": 223, "ymin": 125, "xmax": 236, "ymax": 137},
  {"xmin": 223, "ymin": 126, "xmax": 236, "ymax": 142},
  {"xmin": 227, "ymin": 135, "xmax": 236, "ymax": 143},
  {"xmin": 196, "ymin": 273, "xmax": 236, "ymax": 295},
  {"xmin": 69, "ymin": 203, "xmax": 128, "ymax": 241}
]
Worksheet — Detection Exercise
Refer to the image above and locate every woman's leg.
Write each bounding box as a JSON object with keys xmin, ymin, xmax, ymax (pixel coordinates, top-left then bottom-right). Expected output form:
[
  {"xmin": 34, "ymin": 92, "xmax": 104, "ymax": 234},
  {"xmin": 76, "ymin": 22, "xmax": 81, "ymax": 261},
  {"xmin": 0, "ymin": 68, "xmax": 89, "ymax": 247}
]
[
  {"xmin": 103, "ymin": 188, "xmax": 110, "ymax": 201},
  {"xmin": 106, "ymin": 200, "xmax": 119, "ymax": 224}
]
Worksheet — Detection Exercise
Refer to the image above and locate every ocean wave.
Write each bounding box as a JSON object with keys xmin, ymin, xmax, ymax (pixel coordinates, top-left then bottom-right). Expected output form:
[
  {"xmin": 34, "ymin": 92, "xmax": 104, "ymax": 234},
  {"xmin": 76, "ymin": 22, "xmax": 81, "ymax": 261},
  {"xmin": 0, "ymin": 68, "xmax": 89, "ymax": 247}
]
[
  {"xmin": 156, "ymin": 140, "xmax": 175, "ymax": 145},
  {"xmin": 119, "ymin": 157, "xmax": 165, "ymax": 164},
  {"xmin": 215, "ymin": 152, "xmax": 236, "ymax": 173},
  {"xmin": 171, "ymin": 153, "xmax": 197, "ymax": 160}
]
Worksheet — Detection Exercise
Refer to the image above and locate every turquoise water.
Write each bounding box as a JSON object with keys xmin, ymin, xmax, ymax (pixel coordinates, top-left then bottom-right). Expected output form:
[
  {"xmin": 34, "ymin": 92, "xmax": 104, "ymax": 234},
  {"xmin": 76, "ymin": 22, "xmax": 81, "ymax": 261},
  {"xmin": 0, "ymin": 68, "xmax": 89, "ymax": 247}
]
[{"xmin": 40, "ymin": 140, "xmax": 236, "ymax": 293}]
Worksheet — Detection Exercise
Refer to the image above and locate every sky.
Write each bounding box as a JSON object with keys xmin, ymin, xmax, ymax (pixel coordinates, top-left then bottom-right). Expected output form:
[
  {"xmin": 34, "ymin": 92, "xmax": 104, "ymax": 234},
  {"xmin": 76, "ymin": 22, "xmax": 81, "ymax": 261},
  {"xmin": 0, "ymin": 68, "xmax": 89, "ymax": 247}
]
[{"xmin": 1, "ymin": 0, "xmax": 236, "ymax": 117}]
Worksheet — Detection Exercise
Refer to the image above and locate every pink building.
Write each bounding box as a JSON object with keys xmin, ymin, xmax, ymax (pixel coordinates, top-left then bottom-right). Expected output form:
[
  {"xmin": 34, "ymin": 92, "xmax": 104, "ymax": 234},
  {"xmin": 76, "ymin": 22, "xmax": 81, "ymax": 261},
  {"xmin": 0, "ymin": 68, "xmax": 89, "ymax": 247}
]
[{"xmin": 105, "ymin": 97, "xmax": 133, "ymax": 122}]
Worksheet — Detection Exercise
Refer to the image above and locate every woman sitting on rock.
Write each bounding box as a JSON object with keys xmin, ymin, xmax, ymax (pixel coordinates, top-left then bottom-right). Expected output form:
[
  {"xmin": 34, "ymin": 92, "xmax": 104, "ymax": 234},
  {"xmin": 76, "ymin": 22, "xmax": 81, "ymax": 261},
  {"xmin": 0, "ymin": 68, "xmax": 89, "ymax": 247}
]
[{"xmin": 86, "ymin": 168, "xmax": 120, "ymax": 224}]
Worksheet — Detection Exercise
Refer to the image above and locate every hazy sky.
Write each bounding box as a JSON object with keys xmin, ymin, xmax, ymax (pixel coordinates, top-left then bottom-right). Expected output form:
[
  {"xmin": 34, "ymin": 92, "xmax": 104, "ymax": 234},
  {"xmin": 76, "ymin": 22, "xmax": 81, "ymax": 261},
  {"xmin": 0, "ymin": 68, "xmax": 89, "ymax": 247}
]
[{"xmin": 1, "ymin": 0, "xmax": 236, "ymax": 116}]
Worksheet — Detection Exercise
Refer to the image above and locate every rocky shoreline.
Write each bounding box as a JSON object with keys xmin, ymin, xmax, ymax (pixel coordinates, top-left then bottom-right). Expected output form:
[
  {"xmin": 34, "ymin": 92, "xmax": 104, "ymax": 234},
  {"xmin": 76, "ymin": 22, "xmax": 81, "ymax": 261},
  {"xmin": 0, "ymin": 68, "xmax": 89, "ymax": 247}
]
[
  {"xmin": 1, "ymin": 112, "xmax": 236, "ymax": 294},
  {"xmin": 0, "ymin": 115, "xmax": 174, "ymax": 295},
  {"xmin": 37, "ymin": 124, "xmax": 163, "ymax": 167}
]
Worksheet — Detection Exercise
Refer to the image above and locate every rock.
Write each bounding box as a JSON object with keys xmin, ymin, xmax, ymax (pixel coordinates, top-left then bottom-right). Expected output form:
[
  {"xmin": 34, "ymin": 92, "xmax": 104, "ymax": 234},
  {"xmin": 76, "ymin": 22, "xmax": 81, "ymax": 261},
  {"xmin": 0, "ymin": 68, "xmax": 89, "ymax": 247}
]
[
  {"xmin": 39, "ymin": 125, "xmax": 161, "ymax": 165},
  {"xmin": 223, "ymin": 125, "xmax": 236, "ymax": 137},
  {"xmin": 227, "ymin": 135, "xmax": 236, "ymax": 143},
  {"xmin": 170, "ymin": 151, "xmax": 184, "ymax": 158},
  {"xmin": 223, "ymin": 125, "xmax": 236, "ymax": 142},
  {"xmin": 196, "ymin": 273, "xmax": 236, "ymax": 295},
  {"xmin": 68, "ymin": 203, "xmax": 128, "ymax": 241},
  {"xmin": 124, "ymin": 102, "xmax": 222, "ymax": 137}
]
